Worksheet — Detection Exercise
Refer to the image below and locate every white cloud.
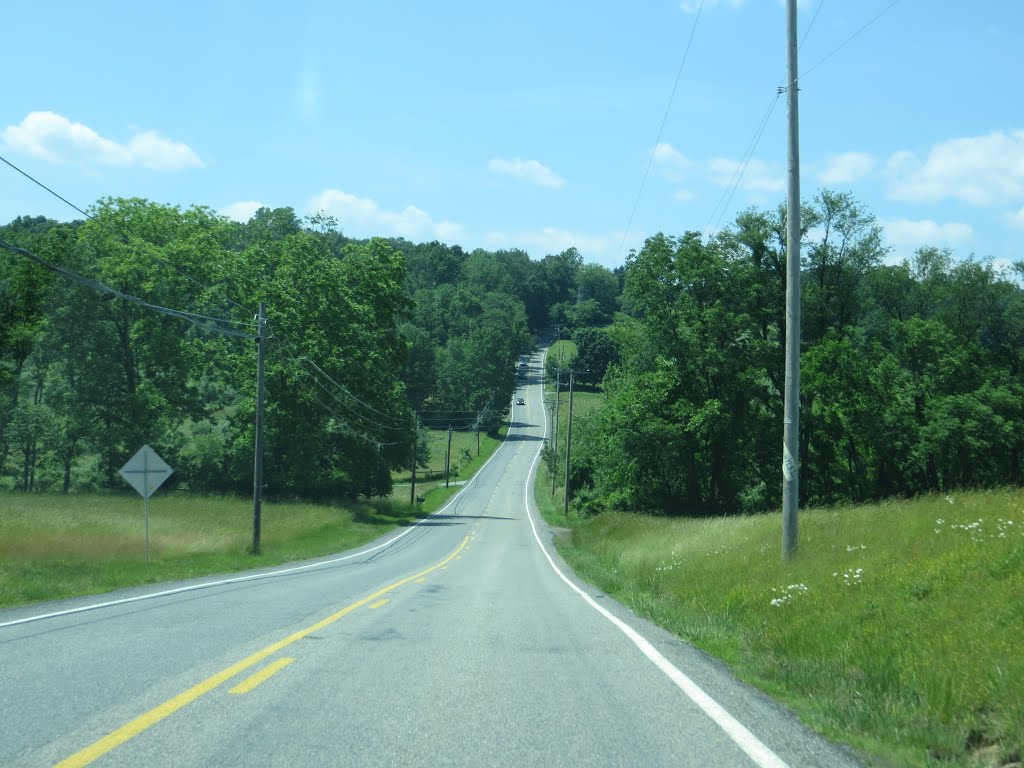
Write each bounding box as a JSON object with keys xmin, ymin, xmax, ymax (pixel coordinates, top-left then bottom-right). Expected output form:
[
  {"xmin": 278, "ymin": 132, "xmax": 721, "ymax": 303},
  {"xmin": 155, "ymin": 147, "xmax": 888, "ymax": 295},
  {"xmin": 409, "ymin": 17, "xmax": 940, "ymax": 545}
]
[
  {"xmin": 819, "ymin": 151, "xmax": 876, "ymax": 185},
  {"xmin": 219, "ymin": 201, "xmax": 267, "ymax": 222},
  {"xmin": 886, "ymin": 130, "xmax": 1024, "ymax": 206},
  {"xmin": 1004, "ymin": 205, "xmax": 1024, "ymax": 231},
  {"xmin": 653, "ymin": 142, "xmax": 694, "ymax": 182},
  {"xmin": 880, "ymin": 218, "xmax": 974, "ymax": 256},
  {"xmin": 674, "ymin": 189, "xmax": 696, "ymax": 202},
  {"xmin": 309, "ymin": 189, "xmax": 463, "ymax": 241},
  {"xmin": 1, "ymin": 111, "xmax": 203, "ymax": 171},
  {"xmin": 488, "ymin": 157, "xmax": 566, "ymax": 189},
  {"xmin": 709, "ymin": 157, "xmax": 785, "ymax": 193}
]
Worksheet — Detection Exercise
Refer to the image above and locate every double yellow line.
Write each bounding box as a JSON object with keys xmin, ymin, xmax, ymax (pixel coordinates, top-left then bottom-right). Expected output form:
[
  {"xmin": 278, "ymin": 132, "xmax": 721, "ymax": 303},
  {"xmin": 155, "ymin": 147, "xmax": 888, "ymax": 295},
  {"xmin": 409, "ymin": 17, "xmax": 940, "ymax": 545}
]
[{"xmin": 57, "ymin": 536, "xmax": 469, "ymax": 767}]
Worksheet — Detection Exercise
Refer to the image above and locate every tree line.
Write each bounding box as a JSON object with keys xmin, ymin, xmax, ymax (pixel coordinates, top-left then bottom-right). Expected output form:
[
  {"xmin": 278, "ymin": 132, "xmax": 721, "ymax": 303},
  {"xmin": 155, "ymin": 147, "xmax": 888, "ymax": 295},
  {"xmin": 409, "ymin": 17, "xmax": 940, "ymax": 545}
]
[
  {"xmin": 569, "ymin": 190, "xmax": 1024, "ymax": 515},
  {"xmin": 6, "ymin": 189, "xmax": 1017, "ymax": 515},
  {"xmin": 0, "ymin": 199, "xmax": 617, "ymax": 499}
]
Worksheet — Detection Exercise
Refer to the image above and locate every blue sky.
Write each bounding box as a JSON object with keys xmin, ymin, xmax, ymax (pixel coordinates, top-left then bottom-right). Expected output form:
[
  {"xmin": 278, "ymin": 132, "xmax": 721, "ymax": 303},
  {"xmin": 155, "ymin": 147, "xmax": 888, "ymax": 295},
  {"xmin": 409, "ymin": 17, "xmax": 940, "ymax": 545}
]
[{"xmin": 2, "ymin": 1, "xmax": 1022, "ymax": 269}]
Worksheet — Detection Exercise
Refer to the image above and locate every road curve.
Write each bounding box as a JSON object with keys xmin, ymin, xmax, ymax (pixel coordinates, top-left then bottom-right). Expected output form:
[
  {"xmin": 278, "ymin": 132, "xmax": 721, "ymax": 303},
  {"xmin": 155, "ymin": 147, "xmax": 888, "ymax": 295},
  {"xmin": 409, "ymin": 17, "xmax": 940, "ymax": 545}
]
[{"xmin": 0, "ymin": 349, "xmax": 862, "ymax": 767}]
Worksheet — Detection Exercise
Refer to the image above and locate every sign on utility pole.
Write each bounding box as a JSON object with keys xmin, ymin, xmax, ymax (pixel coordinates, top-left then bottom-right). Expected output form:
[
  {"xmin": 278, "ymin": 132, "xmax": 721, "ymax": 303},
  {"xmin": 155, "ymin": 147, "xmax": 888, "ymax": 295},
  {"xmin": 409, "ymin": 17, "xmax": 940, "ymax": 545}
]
[{"xmin": 119, "ymin": 444, "xmax": 173, "ymax": 562}]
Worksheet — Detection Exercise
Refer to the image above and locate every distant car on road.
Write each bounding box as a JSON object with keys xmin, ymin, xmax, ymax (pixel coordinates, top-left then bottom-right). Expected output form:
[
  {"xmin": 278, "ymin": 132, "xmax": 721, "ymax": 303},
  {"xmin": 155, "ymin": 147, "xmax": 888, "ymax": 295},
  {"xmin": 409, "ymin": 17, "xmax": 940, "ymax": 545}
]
[{"xmin": 516, "ymin": 397, "xmax": 525, "ymax": 405}]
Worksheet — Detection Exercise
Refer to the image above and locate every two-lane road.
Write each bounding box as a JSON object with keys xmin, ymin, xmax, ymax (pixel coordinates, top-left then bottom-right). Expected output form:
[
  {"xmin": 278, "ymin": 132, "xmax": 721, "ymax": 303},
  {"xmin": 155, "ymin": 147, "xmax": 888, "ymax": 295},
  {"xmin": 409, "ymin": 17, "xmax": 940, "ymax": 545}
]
[{"xmin": 0, "ymin": 350, "xmax": 862, "ymax": 767}]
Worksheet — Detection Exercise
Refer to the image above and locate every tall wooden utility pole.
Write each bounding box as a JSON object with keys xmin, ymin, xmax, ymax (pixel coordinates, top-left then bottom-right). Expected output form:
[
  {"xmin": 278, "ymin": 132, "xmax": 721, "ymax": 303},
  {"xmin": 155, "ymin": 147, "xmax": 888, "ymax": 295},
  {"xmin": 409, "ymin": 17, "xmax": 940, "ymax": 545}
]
[
  {"xmin": 251, "ymin": 302, "xmax": 267, "ymax": 555},
  {"xmin": 410, "ymin": 413, "xmax": 418, "ymax": 507},
  {"xmin": 563, "ymin": 370, "xmax": 576, "ymax": 518},
  {"xmin": 445, "ymin": 425, "xmax": 453, "ymax": 488},
  {"xmin": 782, "ymin": 0, "xmax": 802, "ymax": 560}
]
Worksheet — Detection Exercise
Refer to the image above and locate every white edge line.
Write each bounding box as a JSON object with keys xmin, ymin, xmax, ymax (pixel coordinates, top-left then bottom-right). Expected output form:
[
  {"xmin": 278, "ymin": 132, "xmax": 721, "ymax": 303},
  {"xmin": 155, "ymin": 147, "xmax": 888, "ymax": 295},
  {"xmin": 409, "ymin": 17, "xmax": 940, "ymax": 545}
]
[
  {"xmin": 0, "ymin": 418, "xmax": 515, "ymax": 630},
  {"xmin": 523, "ymin": 346, "xmax": 790, "ymax": 768}
]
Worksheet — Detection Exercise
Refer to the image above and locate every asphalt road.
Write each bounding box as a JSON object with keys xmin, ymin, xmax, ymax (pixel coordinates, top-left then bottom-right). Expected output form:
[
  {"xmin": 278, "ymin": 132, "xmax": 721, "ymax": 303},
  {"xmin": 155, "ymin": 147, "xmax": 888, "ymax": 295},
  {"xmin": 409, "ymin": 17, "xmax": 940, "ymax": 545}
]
[{"xmin": 0, "ymin": 350, "xmax": 863, "ymax": 767}]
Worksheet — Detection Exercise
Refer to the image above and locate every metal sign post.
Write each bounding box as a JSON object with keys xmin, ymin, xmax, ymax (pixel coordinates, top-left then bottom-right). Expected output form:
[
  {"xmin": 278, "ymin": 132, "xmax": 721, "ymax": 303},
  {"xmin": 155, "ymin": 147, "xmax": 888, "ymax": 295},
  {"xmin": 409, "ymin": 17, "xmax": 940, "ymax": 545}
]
[{"xmin": 119, "ymin": 444, "xmax": 173, "ymax": 561}]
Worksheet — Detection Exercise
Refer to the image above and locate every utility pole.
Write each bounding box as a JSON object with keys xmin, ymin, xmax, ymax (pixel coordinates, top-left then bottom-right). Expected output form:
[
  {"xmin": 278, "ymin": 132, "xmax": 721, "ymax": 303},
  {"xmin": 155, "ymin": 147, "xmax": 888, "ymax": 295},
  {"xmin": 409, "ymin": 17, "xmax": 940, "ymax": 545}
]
[
  {"xmin": 410, "ymin": 413, "xmax": 417, "ymax": 507},
  {"xmin": 782, "ymin": 0, "xmax": 801, "ymax": 560},
  {"xmin": 251, "ymin": 301, "xmax": 266, "ymax": 555},
  {"xmin": 552, "ymin": 370, "xmax": 561, "ymax": 495},
  {"xmin": 563, "ymin": 370, "xmax": 576, "ymax": 518},
  {"xmin": 553, "ymin": 371, "xmax": 561, "ymax": 457},
  {"xmin": 445, "ymin": 425, "xmax": 453, "ymax": 488}
]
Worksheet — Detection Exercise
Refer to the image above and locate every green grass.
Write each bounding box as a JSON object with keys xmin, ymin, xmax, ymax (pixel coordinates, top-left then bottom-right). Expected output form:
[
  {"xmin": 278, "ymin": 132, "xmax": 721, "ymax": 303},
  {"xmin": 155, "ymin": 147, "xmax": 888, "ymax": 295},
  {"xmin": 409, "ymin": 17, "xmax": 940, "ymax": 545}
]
[
  {"xmin": 549, "ymin": 339, "xmax": 577, "ymax": 364},
  {"xmin": 537, "ymin": 490, "xmax": 1024, "ymax": 767},
  {"xmin": 0, "ymin": 491, "xmax": 422, "ymax": 608},
  {"xmin": 1, "ymin": 423, "xmax": 511, "ymax": 610},
  {"xmin": 391, "ymin": 427, "xmax": 504, "ymax": 485}
]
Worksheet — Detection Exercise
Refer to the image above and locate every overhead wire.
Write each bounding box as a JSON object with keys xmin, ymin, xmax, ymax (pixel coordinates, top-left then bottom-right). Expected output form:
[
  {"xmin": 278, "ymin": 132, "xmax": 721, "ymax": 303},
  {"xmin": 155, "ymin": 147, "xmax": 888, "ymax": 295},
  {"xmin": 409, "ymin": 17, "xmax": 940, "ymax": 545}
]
[
  {"xmin": 799, "ymin": 0, "xmax": 900, "ymax": 82},
  {"xmin": 265, "ymin": 335, "xmax": 413, "ymax": 442},
  {"xmin": 1, "ymin": 149, "xmax": 512, "ymax": 443},
  {"xmin": 703, "ymin": 92, "xmax": 782, "ymax": 237},
  {"xmin": 307, "ymin": 389, "xmax": 405, "ymax": 448},
  {"xmin": 0, "ymin": 239, "xmax": 256, "ymax": 339},
  {"xmin": 268, "ymin": 320, "xmax": 410, "ymax": 422},
  {"xmin": 0, "ymin": 152, "xmax": 257, "ymax": 318},
  {"xmin": 702, "ymin": 0, "xmax": 824, "ymax": 238},
  {"xmin": 702, "ymin": 0, "xmax": 899, "ymax": 239},
  {"xmin": 0, "ymin": 153, "xmax": 424, "ymax": 461},
  {"xmin": 614, "ymin": 0, "xmax": 705, "ymax": 262}
]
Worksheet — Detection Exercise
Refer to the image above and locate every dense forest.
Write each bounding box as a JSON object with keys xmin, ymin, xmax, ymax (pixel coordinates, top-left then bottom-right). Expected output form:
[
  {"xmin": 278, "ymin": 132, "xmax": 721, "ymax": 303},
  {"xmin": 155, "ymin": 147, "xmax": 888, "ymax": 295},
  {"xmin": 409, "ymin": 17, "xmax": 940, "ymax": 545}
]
[
  {"xmin": 0, "ymin": 199, "xmax": 607, "ymax": 499},
  {"xmin": 3, "ymin": 190, "xmax": 1023, "ymax": 515},
  {"xmin": 569, "ymin": 191, "xmax": 1024, "ymax": 515}
]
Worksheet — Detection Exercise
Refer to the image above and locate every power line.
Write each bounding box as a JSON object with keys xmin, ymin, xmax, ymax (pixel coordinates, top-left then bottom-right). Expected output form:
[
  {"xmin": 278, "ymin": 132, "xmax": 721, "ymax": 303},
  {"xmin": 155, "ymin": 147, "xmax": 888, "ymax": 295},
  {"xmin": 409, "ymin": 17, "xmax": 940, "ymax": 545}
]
[
  {"xmin": 614, "ymin": 0, "xmax": 705, "ymax": 262},
  {"xmin": 703, "ymin": 92, "xmax": 781, "ymax": 237},
  {"xmin": 266, "ymin": 336, "xmax": 413, "ymax": 441},
  {"xmin": 268, "ymin": 332, "xmax": 412, "ymax": 430},
  {"xmin": 0, "ymin": 152, "xmax": 257, "ymax": 318},
  {"xmin": 799, "ymin": 0, "xmax": 826, "ymax": 52},
  {"xmin": 800, "ymin": 0, "xmax": 900, "ymax": 82},
  {"xmin": 0, "ymin": 239, "xmax": 256, "ymax": 339},
  {"xmin": 308, "ymin": 391, "xmax": 404, "ymax": 448},
  {"xmin": 703, "ymin": 0, "xmax": 891, "ymax": 238},
  {"xmin": 702, "ymin": 0, "xmax": 822, "ymax": 238}
]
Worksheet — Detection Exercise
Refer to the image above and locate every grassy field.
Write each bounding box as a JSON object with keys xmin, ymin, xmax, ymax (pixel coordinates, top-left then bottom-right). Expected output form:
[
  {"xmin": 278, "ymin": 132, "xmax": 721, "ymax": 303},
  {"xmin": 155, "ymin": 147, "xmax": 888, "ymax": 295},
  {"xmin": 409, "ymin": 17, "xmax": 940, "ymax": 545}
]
[
  {"xmin": 0, "ymin": 492, "xmax": 420, "ymax": 608},
  {"xmin": 537, "ymin": 489, "xmax": 1024, "ymax": 767},
  {"xmin": 548, "ymin": 338, "xmax": 577, "ymax": 365},
  {"xmin": 392, "ymin": 426, "xmax": 504, "ymax": 486},
  {"xmin": 1, "ymin": 425, "xmax": 509, "ymax": 610}
]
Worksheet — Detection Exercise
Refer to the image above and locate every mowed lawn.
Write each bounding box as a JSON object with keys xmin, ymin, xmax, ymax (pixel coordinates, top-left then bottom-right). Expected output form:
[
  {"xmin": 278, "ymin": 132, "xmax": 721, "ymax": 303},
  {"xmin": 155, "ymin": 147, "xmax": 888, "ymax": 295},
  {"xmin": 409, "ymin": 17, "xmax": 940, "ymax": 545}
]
[
  {"xmin": 0, "ymin": 492, "xmax": 416, "ymax": 608},
  {"xmin": 539, "ymin": 489, "xmax": 1024, "ymax": 768}
]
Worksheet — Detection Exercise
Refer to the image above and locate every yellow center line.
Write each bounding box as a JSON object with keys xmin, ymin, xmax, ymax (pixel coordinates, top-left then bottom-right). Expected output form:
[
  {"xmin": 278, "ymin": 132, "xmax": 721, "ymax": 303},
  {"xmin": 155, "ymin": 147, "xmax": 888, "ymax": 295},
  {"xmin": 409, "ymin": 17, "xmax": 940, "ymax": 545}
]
[
  {"xmin": 368, "ymin": 598, "xmax": 389, "ymax": 610},
  {"xmin": 56, "ymin": 535, "xmax": 469, "ymax": 768},
  {"xmin": 228, "ymin": 658, "xmax": 294, "ymax": 695}
]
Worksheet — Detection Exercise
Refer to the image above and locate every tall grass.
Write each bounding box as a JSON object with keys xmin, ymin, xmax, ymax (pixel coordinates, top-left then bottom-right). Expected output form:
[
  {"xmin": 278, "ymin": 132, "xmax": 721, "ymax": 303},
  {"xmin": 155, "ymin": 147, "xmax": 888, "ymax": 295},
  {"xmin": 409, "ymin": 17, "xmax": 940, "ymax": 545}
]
[
  {"xmin": 0, "ymin": 492, "xmax": 416, "ymax": 608},
  {"xmin": 1, "ymin": 424, "xmax": 510, "ymax": 610},
  {"xmin": 545, "ymin": 490, "xmax": 1024, "ymax": 767}
]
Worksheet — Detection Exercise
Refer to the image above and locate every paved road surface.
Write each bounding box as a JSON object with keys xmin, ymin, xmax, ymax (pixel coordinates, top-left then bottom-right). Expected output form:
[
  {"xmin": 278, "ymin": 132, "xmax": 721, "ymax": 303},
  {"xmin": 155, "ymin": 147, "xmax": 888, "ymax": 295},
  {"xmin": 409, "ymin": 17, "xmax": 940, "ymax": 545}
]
[{"xmin": 0, "ymin": 349, "xmax": 862, "ymax": 767}]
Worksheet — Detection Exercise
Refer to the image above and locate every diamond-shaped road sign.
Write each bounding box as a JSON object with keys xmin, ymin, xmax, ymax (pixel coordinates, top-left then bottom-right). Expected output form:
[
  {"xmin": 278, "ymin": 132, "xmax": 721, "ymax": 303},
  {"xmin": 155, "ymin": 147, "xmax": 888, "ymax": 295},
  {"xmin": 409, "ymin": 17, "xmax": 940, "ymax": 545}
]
[{"xmin": 119, "ymin": 445, "xmax": 173, "ymax": 499}]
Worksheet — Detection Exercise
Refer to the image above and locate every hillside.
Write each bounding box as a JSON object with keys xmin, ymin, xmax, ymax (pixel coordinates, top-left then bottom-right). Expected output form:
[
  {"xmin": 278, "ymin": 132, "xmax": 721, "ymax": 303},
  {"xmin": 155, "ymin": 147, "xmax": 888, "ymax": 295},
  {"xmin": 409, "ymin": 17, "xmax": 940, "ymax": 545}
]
[{"xmin": 536, "ymin": 488, "xmax": 1024, "ymax": 767}]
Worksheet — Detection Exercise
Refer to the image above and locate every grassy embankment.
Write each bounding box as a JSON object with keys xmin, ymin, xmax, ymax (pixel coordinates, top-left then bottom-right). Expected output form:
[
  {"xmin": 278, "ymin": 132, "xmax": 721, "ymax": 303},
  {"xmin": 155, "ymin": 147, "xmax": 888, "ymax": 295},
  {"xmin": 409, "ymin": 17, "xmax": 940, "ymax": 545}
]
[
  {"xmin": 537, "ymin": 474, "xmax": 1024, "ymax": 766},
  {"xmin": 0, "ymin": 425, "xmax": 508, "ymax": 609},
  {"xmin": 390, "ymin": 424, "xmax": 508, "ymax": 512},
  {"xmin": 537, "ymin": 348, "xmax": 1023, "ymax": 765}
]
